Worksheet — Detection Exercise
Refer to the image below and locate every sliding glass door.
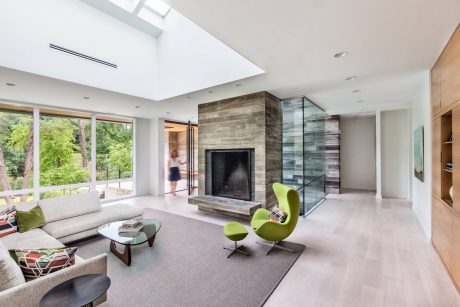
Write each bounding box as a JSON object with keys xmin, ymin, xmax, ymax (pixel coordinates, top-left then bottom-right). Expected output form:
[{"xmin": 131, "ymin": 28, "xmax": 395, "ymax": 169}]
[{"xmin": 164, "ymin": 121, "xmax": 198, "ymax": 195}]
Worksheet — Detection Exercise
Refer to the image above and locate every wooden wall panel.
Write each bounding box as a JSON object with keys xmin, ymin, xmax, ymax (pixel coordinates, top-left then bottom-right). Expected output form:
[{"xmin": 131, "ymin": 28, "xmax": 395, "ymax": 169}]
[
  {"xmin": 431, "ymin": 23, "xmax": 460, "ymax": 294},
  {"xmin": 452, "ymin": 214, "xmax": 460, "ymax": 289},
  {"xmin": 441, "ymin": 26, "xmax": 460, "ymax": 109},
  {"xmin": 433, "ymin": 197, "xmax": 453, "ymax": 271},
  {"xmin": 431, "ymin": 61, "xmax": 442, "ymax": 115}
]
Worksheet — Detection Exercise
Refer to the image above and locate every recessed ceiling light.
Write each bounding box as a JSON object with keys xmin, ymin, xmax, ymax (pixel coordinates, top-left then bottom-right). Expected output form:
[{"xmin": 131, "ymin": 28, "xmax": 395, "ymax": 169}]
[
  {"xmin": 357, "ymin": 100, "xmax": 364, "ymax": 103},
  {"xmin": 235, "ymin": 84, "xmax": 242, "ymax": 87},
  {"xmin": 5, "ymin": 83, "xmax": 16, "ymax": 86},
  {"xmin": 345, "ymin": 76, "xmax": 357, "ymax": 81},
  {"xmin": 208, "ymin": 90, "xmax": 214, "ymax": 94},
  {"xmin": 334, "ymin": 51, "xmax": 349, "ymax": 58},
  {"xmin": 352, "ymin": 89, "xmax": 361, "ymax": 93},
  {"xmin": 135, "ymin": 106, "xmax": 140, "ymax": 109},
  {"xmin": 83, "ymin": 96, "xmax": 90, "ymax": 100}
]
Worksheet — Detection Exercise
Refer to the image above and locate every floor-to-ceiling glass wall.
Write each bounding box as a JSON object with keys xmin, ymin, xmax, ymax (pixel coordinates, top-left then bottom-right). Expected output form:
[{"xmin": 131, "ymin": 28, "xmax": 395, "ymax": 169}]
[
  {"xmin": 0, "ymin": 102, "xmax": 135, "ymax": 205},
  {"xmin": 164, "ymin": 121, "xmax": 198, "ymax": 195},
  {"xmin": 282, "ymin": 97, "xmax": 326, "ymax": 216}
]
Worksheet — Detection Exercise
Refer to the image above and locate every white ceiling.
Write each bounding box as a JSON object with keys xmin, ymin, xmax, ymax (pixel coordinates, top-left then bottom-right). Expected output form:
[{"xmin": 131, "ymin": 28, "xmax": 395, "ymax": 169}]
[
  {"xmin": 0, "ymin": 0, "xmax": 459, "ymax": 120},
  {"xmin": 159, "ymin": 0, "xmax": 460, "ymax": 116}
]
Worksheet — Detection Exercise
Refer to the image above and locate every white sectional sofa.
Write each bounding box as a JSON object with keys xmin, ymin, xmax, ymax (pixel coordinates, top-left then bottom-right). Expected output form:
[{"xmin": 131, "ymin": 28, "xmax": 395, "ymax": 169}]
[{"xmin": 0, "ymin": 191, "xmax": 143, "ymax": 307}]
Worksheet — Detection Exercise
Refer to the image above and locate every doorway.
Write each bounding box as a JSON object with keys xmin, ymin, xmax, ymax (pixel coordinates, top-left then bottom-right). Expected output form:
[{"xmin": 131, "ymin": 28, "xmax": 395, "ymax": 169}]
[
  {"xmin": 340, "ymin": 115, "xmax": 377, "ymax": 192},
  {"xmin": 164, "ymin": 121, "xmax": 198, "ymax": 195}
]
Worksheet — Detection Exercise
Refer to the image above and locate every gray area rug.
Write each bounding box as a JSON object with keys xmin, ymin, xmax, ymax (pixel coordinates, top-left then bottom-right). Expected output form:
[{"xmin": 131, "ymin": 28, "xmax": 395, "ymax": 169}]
[{"xmin": 75, "ymin": 208, "xmax": 305, "ymax": 307}]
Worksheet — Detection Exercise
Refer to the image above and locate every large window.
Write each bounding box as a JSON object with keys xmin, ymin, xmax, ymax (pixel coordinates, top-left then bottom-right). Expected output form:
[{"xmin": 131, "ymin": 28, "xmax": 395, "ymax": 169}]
[
  {"xmin": 0, "ymin": 106, "xmax": 34, "ymax": 204},
  {"xmin": 96, "ymin": 119, "xmax": 133, "ymax": 200},
  {"xmin": 0, "ymin": 103, "xmax": 135, "ymax": 205}
]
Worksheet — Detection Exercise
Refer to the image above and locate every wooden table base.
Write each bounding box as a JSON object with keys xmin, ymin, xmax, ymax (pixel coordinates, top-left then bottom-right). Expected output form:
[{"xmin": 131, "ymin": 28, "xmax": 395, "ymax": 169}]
[
  {"xmin": 110, "ymin": 241, "xmax": 132, "ymax": 266},
  {"xmin": 110, "ymin": 234, "xmax": 156, "ymax": 266}
]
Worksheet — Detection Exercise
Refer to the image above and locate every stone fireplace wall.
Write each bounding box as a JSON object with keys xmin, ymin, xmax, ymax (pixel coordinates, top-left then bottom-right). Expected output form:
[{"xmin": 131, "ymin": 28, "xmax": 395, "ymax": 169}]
[{"xmin": 198, "ymin": 92, "xmax": 281, "ymax": 208}]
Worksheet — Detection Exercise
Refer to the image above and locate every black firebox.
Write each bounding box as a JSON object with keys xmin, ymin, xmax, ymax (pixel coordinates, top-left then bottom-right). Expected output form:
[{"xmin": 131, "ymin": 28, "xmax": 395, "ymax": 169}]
[{"xmin": 206, "ymin": 149, "xmax": 253, "ymax": 201}]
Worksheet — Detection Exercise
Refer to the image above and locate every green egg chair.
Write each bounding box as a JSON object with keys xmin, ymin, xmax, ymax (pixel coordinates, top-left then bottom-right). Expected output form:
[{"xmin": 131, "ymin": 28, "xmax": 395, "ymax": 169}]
[{"xmin": 251, "ymin": 182, "xmax": 300, "ymax": 255}]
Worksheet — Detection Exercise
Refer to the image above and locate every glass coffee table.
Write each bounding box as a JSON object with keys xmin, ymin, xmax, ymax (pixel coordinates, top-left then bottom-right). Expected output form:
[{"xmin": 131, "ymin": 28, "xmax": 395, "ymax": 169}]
[{"xmin": 98, "ymin": 219, "xmax": 161, "ymax": 266}]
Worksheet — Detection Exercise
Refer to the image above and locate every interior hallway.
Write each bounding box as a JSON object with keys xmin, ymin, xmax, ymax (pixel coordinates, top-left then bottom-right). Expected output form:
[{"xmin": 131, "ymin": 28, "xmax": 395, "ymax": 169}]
[{"xmin": 112, "ymin": 192, "xmax": 460, "ymax": 307}]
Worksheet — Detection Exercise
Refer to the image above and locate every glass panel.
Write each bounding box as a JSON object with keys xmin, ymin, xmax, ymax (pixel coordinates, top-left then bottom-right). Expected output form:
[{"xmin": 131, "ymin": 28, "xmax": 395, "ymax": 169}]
[
  {"xmin": 40, "ymin": 186, "xmax": 90, "ymax": 200},
  {"xmin": 281, "ymin": 98, "xmax": 304, "ymax": 190},
  {"xmin": 0, "ymin": 193, "xmax": 33, "ymax": 206},
  {"xmin": 0, "ymin": 108, "xmax": 34, "ymax": 205},
  {"xmin": 39, "ymin": 115, "xmax": 91, "ymax": 186},
  {"xmin": 281, "ymin": 97, "xmax": 326, "ymax": 216},
  {"xmin": 96, "ymin": 181, "xmax": 134, "ymax": 200},
  {"xmin": 164, "ymin": 123, "xmax": 188, "ymax": 194},
  {"xmin": 96, "ymin": 121, "xmax": 133, "ymax": 181}
]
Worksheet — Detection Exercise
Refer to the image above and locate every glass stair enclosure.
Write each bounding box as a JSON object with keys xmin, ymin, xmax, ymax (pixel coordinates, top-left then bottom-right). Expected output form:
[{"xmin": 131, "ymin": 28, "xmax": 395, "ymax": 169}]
[{"xmin": 281, "ymin": 97, "xmax": 326, "ymax": 216}]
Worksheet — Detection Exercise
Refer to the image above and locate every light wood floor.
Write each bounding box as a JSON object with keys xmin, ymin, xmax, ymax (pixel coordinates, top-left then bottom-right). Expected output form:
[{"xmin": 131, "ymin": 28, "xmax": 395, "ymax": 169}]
[{"xmin": 114, "ymin": 191, "xmax": 460, "ymax": 307}]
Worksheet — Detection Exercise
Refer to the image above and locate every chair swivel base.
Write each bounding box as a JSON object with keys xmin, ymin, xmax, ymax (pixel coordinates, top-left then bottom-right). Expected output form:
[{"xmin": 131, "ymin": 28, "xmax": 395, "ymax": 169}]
[
  {"xmin": 224, "ymin": 241, "xmax": 250, "ymax": 258},
  {"xmin": 257, "ymin": 241, "xmax": 295, "ymax": 256}
]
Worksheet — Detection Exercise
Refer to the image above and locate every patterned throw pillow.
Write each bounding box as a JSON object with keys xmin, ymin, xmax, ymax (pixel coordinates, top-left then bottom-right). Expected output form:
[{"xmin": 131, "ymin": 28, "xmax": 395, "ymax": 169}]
[
  {"xmin": 0, "ymin": 206, "xmax": 17, "ymax": 238},
  {"xmin": 14, "ymin": 247, "xmax": 77, "ymax": 281},
  {"xmin": 270, "ymin": 207, "xmax": 288, "ymax": 223}
]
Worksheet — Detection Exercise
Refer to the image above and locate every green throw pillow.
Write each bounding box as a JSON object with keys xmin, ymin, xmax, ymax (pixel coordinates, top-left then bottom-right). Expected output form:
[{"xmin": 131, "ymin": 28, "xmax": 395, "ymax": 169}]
[{"xmin": 16, "ymin": 206, "xmax": 45, "ymax": 233}]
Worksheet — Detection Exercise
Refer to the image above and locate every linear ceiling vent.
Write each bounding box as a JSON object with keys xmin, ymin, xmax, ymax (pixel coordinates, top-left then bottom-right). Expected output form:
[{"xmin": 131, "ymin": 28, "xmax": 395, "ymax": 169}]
[{"xmin": 49, "ymin": 44, "xmax": 117, "ymax": 68}]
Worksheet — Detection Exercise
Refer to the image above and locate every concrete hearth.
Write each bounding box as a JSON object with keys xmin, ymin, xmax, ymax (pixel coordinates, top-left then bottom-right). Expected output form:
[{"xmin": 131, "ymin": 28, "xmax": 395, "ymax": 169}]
[
  {"xmin": 188, "ymin": 196, "xmax": 262, "ymax": 220},
  {"xmin": 188, "ymin": 91, "xmax": 281, "ymax": 218}
]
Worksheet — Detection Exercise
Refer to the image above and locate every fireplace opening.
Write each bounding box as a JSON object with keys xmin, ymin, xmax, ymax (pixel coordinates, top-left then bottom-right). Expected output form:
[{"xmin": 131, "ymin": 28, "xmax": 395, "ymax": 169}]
[{"xmin": 206, "ymin": 149, "xmax": 253, "ymax": 201}]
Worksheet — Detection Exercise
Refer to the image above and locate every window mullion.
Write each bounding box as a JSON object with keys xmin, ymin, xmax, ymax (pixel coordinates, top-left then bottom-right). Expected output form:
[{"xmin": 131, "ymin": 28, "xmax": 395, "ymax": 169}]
[
  {"xmin": 91, "ymin": 114, "xmax": 97, "ymax": 190},
  {"xmin": 33, "ymin": 106, "xmax": 40, "ymax": 201}
]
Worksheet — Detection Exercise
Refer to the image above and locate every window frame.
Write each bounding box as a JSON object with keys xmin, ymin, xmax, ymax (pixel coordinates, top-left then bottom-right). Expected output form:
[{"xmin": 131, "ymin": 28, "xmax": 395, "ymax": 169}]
[{"xmin": 0, "ymin": 100, "xmax": 136, "ymax": 204}]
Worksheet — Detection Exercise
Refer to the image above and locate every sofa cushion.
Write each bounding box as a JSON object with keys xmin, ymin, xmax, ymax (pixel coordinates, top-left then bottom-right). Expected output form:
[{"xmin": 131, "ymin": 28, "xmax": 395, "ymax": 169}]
[
  {"xmin": 0, "ymin": 228, "xmax": 64, "ymax": 250},
  {"xmin": 0, "ymin": 241, "xmax": 25, "ymax": 291},
  {"xmin": 102, "ymin": 203, "xmax": 144, "ymax": 222},
  {"xmin": 14, "ymin": 247, "xmax": 77, "ymax": 281},
  {"xmin": 41, "ymin": 204, "xmax": 143, "ymax": 239},
  {"xmin": 38, "ymin": 191, "xmax": 101, "ymax": 223},
  {"xmin": 0, "ymin": 206, "xmax": 17, "ymax": 237},
  {"xmin": 42, "ymin": 211, "xmax": 109, "ymax": 239}
]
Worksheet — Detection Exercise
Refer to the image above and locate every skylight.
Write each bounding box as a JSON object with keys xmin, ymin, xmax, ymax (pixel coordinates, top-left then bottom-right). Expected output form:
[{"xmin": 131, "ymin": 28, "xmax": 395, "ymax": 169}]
[
  {"xmin": 81, "ymin": 0, "xmax": 170, "ymax": 37},
  {"xmin": 145, "ymin": 0, "xmax": 171, "ymax": 17},
  {"xmin": 107, "ymin": 0, "xmax": 170, "ymax": 17}
]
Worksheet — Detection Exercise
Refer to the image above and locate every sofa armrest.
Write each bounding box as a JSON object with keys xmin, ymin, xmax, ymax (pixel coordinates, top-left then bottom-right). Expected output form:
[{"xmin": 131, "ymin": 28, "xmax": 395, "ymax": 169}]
[{"xmin": 0, "ymin": 254, "xmax": 108, "ymax": 307}]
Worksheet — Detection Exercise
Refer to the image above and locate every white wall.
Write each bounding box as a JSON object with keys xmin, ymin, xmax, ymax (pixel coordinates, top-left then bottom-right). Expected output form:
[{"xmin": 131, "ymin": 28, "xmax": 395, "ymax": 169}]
[
  {"xmin": 411, "ymin": 71, "xmax": 432, "ymax": 239},
  {"xmin": 340, "ymin": 116, "xmax": 377, "ymax": 191},
  {"xmin": 381, "ymin": 109, "xmax": 410, "ymax": 198},
  {"xmin": 135, "ymin": 118, "xmax": 152, "ymax": 196},
  {"xmin": 157, "ymin": 10, "xmax": 264, "ymax": 100},
  {"xmin": 149, "ymin": 118, "xmax": 165, "ymax": 196}
]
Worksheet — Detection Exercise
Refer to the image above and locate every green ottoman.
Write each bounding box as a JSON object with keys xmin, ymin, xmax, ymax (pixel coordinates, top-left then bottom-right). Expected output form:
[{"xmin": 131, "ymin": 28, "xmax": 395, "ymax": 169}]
[{"xmin": 223, "ymin": 222, "xmax": 250, "ymax": 258}]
